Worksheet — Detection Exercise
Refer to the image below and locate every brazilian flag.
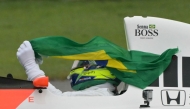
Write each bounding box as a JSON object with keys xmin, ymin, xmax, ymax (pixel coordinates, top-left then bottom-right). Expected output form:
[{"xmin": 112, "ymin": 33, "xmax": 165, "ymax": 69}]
[{"xmin": 30, "ymin": 36, "xmax": 178, "ymax": 89}]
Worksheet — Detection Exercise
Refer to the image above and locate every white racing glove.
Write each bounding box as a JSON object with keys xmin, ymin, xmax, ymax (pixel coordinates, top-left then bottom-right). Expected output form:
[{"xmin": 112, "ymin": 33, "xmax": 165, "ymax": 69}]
[{"xmin": 16, "ymin": 41, "xmax": 45, "ymax": 81}]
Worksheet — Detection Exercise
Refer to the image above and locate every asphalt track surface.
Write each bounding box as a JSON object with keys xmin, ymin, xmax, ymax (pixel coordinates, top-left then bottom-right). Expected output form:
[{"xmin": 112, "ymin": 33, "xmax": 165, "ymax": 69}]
[{"xmin": 50, "ymin": 80, "xmax": 73, "ymax": 92}]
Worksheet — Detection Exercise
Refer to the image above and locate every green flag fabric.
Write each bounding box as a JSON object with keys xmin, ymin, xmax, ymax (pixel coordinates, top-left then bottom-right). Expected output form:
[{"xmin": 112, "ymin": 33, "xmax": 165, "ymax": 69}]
[{"xmin": 30, "ymin": 36, "xmax": 178, "ymax": 89}]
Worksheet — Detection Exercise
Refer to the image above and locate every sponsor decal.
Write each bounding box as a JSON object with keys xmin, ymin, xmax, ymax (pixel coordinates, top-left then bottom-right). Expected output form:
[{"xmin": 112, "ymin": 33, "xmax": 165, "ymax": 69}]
[
  {"xmin": 83, "ymin": 70, "xmax": 95, "ymax": 75},
  {"xmin": 28, "ymin": 97, "xmax": 34, "ymax": 102},
  {"xmin": 161, "ymin": 90, "xmax": 186, "ymax": 106},
  {"xmin": 135, "ymin": 24, "xmax": 158, "ymax": 39},
  {"xmin": 79, "ymin": 77, "xmax": 92, "ymax": 81}
]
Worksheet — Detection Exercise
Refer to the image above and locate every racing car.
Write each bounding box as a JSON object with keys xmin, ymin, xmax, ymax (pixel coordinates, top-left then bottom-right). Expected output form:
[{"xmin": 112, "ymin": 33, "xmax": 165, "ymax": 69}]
[{"xmin": 0, "ymin": 16, "xmax": 190, "ymax": 109}]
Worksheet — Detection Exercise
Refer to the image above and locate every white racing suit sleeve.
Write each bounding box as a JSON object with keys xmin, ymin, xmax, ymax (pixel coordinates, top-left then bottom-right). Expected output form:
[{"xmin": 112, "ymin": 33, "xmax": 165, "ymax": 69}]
[
  {"xmin": 16, "ymin": 41, "xmax": 45, "ymax": 81},
  {"xmin": 16, "ymin": 41, "xmax": 63, "ymax": 94}
]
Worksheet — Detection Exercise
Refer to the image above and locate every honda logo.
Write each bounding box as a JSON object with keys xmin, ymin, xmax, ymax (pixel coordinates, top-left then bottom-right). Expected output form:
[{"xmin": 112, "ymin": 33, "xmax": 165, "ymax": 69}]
[{"xmin": 161, "ymin": 90, "xmax": 186, "ymax": 106}]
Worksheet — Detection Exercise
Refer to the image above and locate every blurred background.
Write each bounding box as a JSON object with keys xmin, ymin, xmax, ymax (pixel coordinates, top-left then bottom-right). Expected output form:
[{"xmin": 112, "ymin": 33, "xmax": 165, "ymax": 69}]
[{"xmin": 0, "ymin": 0, "xmax": 190, "ymax": 81}]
